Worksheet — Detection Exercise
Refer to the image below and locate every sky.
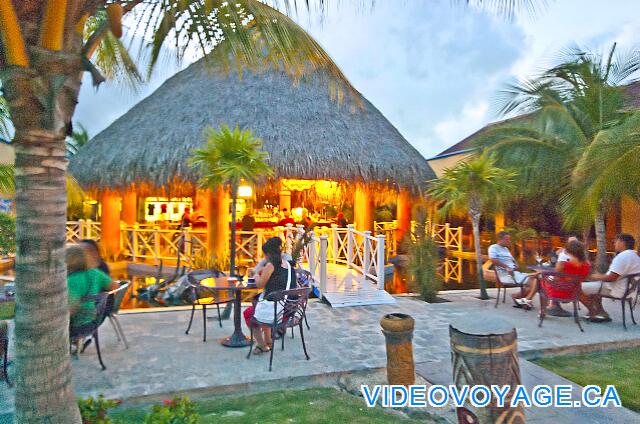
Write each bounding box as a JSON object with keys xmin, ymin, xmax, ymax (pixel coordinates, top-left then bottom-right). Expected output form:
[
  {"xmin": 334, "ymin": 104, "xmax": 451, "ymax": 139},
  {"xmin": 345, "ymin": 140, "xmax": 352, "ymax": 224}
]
[{"xmin": 73, "ymin": 0, "xmax": 640, "ymax": 159}]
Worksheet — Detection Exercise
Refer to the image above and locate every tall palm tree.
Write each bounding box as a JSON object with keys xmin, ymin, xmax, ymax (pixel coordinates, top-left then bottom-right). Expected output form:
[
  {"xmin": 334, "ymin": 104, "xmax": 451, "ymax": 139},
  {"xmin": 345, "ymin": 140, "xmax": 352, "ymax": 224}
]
[
  {"xmin": 478, "ymin": 43, "xmax": 640, "ymax": 271},
  {"xmin": 65, "ymin": 123, "xmax": 90, "ymax": 157},
  {"xmin": 427, "ymin": 153, "xmax": 515, "ymax": 299},
  {"xmin": 189, "ymin": 124, "xmax": 272, "ymax": 277}
]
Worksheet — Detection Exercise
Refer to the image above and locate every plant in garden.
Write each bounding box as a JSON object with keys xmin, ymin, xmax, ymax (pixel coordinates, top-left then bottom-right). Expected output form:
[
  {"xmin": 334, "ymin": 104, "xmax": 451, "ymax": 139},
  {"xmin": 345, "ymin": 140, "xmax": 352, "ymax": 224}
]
[
  {"xmin": 144, "ymin": 397, "xmax": 200, "ymax": 424},
  {"xmin": 77, "ymin": 395, "xmax": 121, "ymax": 424},
  {"xmin": 0, "ymin": 213, "xmax": 16, "ymax": 257}
]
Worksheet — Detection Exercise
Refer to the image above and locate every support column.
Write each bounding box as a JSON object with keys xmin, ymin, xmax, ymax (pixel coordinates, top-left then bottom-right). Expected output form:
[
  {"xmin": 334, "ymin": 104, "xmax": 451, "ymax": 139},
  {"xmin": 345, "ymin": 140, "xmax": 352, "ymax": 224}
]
[
  {"xmin": 621, "ymin": 196, "xmax": 640, "ymax": 242},
  {"xmin": 279, "ymin": 190, "xmax": 291, "ymax": 211},
  {"xmin": 605, "ymin": 201, "xmax": 620, "ymax": 246},
  {"xmin": 121, "ymin": 189, "xmax": 137, "ymax": 226},
  {"xmin": 100, "ymin": 191, "xmax": 121, "ymax": 258},
  {"xmin": 354, "ymin": 184, "xmax": 374, "ymax": 232},
  {"xmin": 195, "ymin": 189, "xmax": 210, "ymax": 220},
  {"xmin": 494, "ymin": 211, "xmax": 505, "ymax": 233},
  {"xmin": 207, "ymin": 186, "xmax": 230, "ymax": 265},
  {"xmin": 396, "ymin": 189, "xmax": 412, "ymax": 246}
]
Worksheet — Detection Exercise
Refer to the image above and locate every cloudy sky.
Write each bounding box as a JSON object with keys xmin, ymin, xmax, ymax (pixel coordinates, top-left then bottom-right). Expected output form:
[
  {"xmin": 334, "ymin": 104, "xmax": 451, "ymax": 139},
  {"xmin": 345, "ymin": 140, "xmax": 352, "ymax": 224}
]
[{"xmin": 74, "ymin": 0, "xmax": 640, "ymax": 158}]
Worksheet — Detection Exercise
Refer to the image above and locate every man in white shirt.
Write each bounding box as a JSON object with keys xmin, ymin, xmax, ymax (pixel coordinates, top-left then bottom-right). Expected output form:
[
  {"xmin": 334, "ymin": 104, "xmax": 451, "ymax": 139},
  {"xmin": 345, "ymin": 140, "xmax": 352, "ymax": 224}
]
[
  {"xmin": 581, "ymin": 233, "xmax": 640, "ymax": 322},
  {"xmin": 488, "ymin": 231, "xmax": 535, "ymax": 307}
]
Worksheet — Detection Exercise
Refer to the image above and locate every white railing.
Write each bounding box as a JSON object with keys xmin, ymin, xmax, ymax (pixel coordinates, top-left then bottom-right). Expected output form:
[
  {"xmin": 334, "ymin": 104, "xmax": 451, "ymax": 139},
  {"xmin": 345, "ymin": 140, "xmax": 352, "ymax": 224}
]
[
  {"xmin": 66, "ymin": 219, "xmax": 101, "ymax": 242},
  {"xmin": 299, "ymin": 233, "xmax": 328, "ymax": 296}
]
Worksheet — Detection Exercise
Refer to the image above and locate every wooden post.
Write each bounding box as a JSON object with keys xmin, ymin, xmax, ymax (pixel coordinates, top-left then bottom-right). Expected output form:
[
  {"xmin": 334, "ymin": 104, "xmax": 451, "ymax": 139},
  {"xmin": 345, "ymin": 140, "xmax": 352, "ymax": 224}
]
[
  {"xmin": 256, "ymin": 229, "xmax": 264, "ymax": 260},
  {"xmin": 331, "ymin": 224, "xmax": 339, "ymax": 264},
  {"xmin": 347, "ymin": 224, "xmax": 354, "ymax": 268},
  {"xmin": 309, "ymin": 235, "xmax": 317, "ymax": 274},
  {"xmin": 100, "ymin": 192, "xmax": 121, "ymax": 258},
  {"xmin": 132, "ymin": 223, "xmax": 139, "ymax": 263},
  {"xmin": 153, "ymin": 225, "xmax": 160, "ymax": 263},
  {"xmin": 450, "ymin": 314, "xmax": 524, "ymax": 423},
  {"xmin": 208, "ymin": 186, "xmax": 229, "ymax": 264},
  {"xmin": 354, "ymin": 184, "xmax": 374, "ymax": 233},
  {"xmin": 494, "ymin": 211, "xmax": 505, "ymax": 234},
  {"xmin": 396, "ymin": 189, "xmax": 412, "ymax": 250},
  {"xmin": 121, "ymin": 190, "xmax": 137, "ymax": 226},
  {"xmin": 376, "ymin": 234, "xmax": 386, "ymax": 290},
  {"xmin": 363, "ymin": 230, "xmax": 371, "ymax": 278},
  {"xmin": 319, "ymin": 235, "xmax": 328, "ymax": 296}
]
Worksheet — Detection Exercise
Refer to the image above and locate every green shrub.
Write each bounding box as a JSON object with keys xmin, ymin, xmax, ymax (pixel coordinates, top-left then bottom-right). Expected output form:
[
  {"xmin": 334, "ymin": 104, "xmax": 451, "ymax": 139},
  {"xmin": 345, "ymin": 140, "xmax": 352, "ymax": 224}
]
[
  {"xmin": 144, "ymin": 397, "xmax": 200, "ymax": 424},
  {"xmin": 407, "ymin": 235, "xmax": 443, "ymax": 303},
  {"xmin": 0, "ymin": 213, "xmax": 15, "ymax": 256},
  {"xmin": 78, "ymin": 395, "xmax": 121, "ymax": 424}
]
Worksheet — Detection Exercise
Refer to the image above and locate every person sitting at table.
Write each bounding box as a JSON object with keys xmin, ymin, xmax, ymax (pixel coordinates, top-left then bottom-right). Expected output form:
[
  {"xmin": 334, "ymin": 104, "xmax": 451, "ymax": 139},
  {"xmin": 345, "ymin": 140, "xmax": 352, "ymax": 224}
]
[
  {"xmin": 488, "ymin": 231, "xmax": 536, "ymax": 308},
  {"xmin": 580, "ymin": 233, "xmax": 640, "ymax": 322},
  {"xmin": 241, "ymin": 209, "xmax": 256, "ymax": 231},
  {"xmin": 66, "ymin": 245, "xmax": 117, "ymax": 344},
  {"xmin": 512, "ymin": 239, "xmax": 590, "ymax": 314},
  {"xmin": 246, "ymin": 237, "xmax": 297, "ymax": 354},
  {"xmin": 335, "ymin": 212, "xmax": 348, "ymax": 228},
  {"xmin": 80, "ymin": 239, "xmax": 110, "ymax": 276},
  {"xmin": 277, "ymin": 208, "xmax": 296, "ymax": 227}
]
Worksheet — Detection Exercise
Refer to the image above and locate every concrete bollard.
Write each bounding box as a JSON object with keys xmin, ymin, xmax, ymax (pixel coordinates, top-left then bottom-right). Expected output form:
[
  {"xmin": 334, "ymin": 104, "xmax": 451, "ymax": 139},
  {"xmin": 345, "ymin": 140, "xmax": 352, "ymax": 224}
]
[
  {"xmin": 380, "ymin": 313, "xmax": 415, "ymax": 386},
  {"xmin": 450, "ymin": 313, "xmax": 525, "ymax": 424}
]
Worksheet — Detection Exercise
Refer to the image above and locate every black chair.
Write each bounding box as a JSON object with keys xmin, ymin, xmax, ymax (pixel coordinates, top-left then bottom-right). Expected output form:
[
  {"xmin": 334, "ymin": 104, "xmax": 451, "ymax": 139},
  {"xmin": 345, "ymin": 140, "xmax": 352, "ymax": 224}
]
[
  {"xmin": 107, "ymin": 281, "xmax": 130, "ymax": 349},
  {"xmin": 0, "ymin": 320, "xmax": 10, "ymax": 386},
  {"xmin": 599, "ymin": 272, "xmax": 640, "ymax": 330},
  {"xmin": 185, "ymin": 270, "xmax": 232, "ymax": 342},
  {"xmin": 492, "ymin": 265, "xmax": 527, "ymax": 308},
  {"xmin": 537, "ymin": 271, "xmax": 584, "ymax": 332},
  {"xmin": 70, "ymin": 292, "xmax": 114, "ymax": 370},
  {"xmin": 247, "ymin": 287, "xmax": 311, "ymax": 371}
]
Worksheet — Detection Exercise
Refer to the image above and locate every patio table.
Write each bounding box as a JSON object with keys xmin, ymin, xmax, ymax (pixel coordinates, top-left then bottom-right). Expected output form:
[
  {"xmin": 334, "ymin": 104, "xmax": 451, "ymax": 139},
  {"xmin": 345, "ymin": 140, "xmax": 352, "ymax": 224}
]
[{"xmin": 190, "ymin": 273, "xmax": 257, "ymax": 348}]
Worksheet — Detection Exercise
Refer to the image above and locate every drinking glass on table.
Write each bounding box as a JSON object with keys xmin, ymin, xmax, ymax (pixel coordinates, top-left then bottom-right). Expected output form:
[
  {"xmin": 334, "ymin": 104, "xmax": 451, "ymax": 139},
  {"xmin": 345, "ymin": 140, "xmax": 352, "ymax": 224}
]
[{"xmin": 535, "ymin": 252, "xmax": 543, "ymax": 265}]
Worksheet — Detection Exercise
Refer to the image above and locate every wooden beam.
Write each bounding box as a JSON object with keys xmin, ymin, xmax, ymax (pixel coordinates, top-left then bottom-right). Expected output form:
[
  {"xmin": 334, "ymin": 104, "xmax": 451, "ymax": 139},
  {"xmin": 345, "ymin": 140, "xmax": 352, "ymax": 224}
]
[
  {"xmin": 40, "ymin": 0, "xmax": 69, "ymax": 51},
  {"xmin": 0, "ymin": 0, "xmax": 29, "ymax": 66}
]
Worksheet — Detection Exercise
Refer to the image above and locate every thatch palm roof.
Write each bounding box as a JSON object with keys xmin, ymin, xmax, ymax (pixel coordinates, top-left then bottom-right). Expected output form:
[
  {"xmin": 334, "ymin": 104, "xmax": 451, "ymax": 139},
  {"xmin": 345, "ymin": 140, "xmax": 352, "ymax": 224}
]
[{"xmin": 69, "ymin": 59, "xmax": 434, "ymax": 194}]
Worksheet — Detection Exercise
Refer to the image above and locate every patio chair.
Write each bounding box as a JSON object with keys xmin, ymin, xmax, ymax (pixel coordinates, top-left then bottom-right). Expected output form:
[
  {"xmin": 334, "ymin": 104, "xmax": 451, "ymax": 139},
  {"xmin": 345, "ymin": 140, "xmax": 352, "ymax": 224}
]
[
  {"xmin": 107, "ymin": 281, "xmax": 130, "ymax": 349},
  {"xmin": 599, "ymin": 272, "xmax": 640, "ymax": 330},
  {"xmin": 537, "ymin": 271, "xmax": 584, "ymax": 332},
  {"xmin": 247, "ymin": 287, "xmax": 312, "ymax": 371},
  {"xmin": 70, "ymin": 292, "xmax": 114, "ymax": 370},
  {"xmin": 185, "ymin": 270, "xmax": 232, "ymax": 342},
  {"xmin": 490, "ymin": 264, "xmax": 526, "ymax": 308}
]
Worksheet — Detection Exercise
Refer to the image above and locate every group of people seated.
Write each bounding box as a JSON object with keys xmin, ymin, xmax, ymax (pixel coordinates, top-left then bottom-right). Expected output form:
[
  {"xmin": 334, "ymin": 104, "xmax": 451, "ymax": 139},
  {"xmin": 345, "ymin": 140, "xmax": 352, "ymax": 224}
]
[
  {"xmin": 488, "ymin": 231, "xmax": 640, "ymax": 322},
  {"xmin": 65, "ymin": 240, "xmax": 117, "ymax": 349}
]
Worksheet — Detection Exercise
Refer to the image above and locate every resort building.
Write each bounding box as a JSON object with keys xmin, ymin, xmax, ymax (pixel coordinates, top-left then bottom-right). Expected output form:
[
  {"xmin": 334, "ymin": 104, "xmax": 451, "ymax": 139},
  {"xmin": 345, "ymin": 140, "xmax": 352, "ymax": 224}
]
[{"xmin": 68, "ymin": 60, "xmax": 436, "ymax": 259}]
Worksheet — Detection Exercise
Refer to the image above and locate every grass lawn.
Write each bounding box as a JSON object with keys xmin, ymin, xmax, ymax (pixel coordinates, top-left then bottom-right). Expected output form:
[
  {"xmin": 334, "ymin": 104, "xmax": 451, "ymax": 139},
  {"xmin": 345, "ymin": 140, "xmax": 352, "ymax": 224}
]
[
  {"xmin": 110, "ymin": 387, "xmax": 425, "ymax": 423},
  {"xmin": 534, "ymin": 347, "xmax": 640, "ymax": 412}
]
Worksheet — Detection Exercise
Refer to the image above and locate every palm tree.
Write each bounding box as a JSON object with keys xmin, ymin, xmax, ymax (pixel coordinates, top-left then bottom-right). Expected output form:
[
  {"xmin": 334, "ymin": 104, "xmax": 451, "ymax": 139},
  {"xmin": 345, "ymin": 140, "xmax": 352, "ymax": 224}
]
[
  {"xmin": 427, "ymin": 153, "xmax": 515, "ymax": 299},
  {"xmin": 189, "ymin": 124, "xmax": 272, "ymax": 277},
  {"xmin": 66, "ymin": 123, "xmax": 90, "ymax": 157},
  {"xmin": 478, "ymin": 43, "xmax": 640, "ymax": 271}
]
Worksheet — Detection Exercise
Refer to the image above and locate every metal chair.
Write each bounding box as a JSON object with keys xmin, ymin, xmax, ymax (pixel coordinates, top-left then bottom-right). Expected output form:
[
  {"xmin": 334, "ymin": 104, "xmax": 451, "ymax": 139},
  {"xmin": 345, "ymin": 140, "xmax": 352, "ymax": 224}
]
[
  {"xmin": 599, "ymin": 272, "xmax": 640, "ymax": 330},
  {"xmin": 107, "ymin": 281, "xmax": 130, "ymax": 348},
  {"xmin": 491, "ymin": 265, "xmax": 527, "ymax": 308},
  {"xmin": 70, "ymin": 292, "xmax": 114, "ymax": 370},
  {"xmin": 247, "ymin": 287, "xmax": 312, "ymax": 371},
  {"xmin": 185, "ymin": 270, "xmax": 232, "ymax": 342},
  {"xmin": 537, "ymin": 271, "xmax": 584, "ymax": 332}
]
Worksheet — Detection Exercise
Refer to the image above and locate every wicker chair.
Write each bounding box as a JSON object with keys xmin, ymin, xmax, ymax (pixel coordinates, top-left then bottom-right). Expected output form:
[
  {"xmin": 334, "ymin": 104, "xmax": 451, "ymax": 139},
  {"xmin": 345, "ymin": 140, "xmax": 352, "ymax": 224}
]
[
  {"xmin": 107, "ymin": 281, "xmax": 130, "ymax": 348},
  {"xmin": 599, "ymin": 272, "xmax": 640, "ymax": 330},
  {"xmin": 185, "ymin": 270, "xmax": 232, "ymax": 342},
  {"xmin": 491, "ymin": 265, "xmax": 527, "ymax": 308},
  {"xmin": 537, "ymin": 271, "xmax": 584, "ymax": 332},
  {"xmin": 70, "ymin": 292, "xmax": 114, "ymax": 370}
]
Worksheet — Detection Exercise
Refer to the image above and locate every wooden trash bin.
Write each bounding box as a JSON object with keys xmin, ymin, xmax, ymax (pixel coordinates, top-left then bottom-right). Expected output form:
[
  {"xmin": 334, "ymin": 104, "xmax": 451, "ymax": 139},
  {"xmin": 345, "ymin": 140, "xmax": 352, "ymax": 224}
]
[
  {"xmin": 450, "ymin": 314, "xmax": 525, "ymax": 424},
  {"xmin": 380, "ymin": 313, "xmax": 415, "ymax": 386}
]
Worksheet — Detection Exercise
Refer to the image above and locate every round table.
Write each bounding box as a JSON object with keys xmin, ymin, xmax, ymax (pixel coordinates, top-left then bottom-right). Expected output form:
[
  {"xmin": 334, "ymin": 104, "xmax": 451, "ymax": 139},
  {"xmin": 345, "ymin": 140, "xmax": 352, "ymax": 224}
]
[{"xmin": 191, "ymin": 273, "xmax": 258, "ymax": 348}]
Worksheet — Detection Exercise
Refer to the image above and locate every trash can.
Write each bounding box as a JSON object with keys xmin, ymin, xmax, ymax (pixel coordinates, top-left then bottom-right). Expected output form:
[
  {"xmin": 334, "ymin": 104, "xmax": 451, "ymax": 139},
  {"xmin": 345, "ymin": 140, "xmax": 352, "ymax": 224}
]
[{"xmin": 380, "ymin": 313, "xmax": 415, "ymax": 386}]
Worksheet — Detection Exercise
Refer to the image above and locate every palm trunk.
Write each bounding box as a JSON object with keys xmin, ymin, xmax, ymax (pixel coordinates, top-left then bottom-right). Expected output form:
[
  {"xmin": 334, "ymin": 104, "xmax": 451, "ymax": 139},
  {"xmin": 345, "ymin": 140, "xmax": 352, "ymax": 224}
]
[
  {"xmin": 229, "ymin": 182, "xmax": 238, "ymax": 277},
  {"xmin": 470, "ymin": 210, "xmax": 488, "ymax": 299},
  {"xmin": 4, "ymin": 58, "xmax": 83, "ymax": 421},
  {"xmin": 594, "ymin": 207, "xmax": 607, "ymax": 273}
]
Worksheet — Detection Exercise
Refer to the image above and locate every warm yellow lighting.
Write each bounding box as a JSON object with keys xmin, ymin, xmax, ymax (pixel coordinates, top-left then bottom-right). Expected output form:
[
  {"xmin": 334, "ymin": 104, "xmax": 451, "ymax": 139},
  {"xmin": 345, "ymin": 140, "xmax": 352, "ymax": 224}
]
[
  {"xmin": 280, "ymin": 179, "xmax": 341, "ymax": 202},
  {"xmin": 292, "ymin": 207, "xmax": 304, "ymax": 221},
  {"xmin": 238, "ymin": 185, "xmax": 253, "ymax": 198}
]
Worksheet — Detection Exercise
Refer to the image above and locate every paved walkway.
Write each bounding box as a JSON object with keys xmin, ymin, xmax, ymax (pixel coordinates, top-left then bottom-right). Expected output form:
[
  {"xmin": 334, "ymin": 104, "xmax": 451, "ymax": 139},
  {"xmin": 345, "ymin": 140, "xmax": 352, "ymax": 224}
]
[{"xmin": 0, "ymin": 289, "xmax": 638, "ymax": 422}]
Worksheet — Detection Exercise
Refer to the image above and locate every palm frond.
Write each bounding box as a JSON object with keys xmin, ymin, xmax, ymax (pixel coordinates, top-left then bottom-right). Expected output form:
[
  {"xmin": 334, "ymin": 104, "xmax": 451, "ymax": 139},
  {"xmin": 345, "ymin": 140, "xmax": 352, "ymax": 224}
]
[{"xmin": 0, "ymin": 164, "xmax": 14, "ymax": 193}]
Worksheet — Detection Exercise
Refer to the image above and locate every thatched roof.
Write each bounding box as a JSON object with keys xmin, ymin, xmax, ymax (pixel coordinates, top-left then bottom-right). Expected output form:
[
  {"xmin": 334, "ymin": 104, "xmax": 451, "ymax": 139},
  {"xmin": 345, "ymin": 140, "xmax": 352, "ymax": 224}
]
[{"xmin": 69, "ymin": 59, "xmax": 434, "ymax": 194}]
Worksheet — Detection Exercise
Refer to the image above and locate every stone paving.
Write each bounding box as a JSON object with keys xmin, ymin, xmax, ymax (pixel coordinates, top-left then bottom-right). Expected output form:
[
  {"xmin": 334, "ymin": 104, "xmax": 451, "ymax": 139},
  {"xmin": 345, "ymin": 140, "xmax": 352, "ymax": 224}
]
[{"xmin": 0, "ymin": 289, "xmax": 639, "ymax": 422}]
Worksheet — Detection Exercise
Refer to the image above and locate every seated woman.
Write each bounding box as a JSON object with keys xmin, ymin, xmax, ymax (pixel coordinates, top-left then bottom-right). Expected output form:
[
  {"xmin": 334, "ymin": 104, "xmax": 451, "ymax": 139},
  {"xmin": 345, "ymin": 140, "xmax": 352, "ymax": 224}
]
[
  {"xmin": 513, "ymin": 240, "xmax": 590, "ymax": 312},
  {"xmin": 246, "ymin": 237, "xmax": 297, "ymax": 354},
  {"xmin": 66, "ymin": 245, "xmax": 117, "ymax": 337}
]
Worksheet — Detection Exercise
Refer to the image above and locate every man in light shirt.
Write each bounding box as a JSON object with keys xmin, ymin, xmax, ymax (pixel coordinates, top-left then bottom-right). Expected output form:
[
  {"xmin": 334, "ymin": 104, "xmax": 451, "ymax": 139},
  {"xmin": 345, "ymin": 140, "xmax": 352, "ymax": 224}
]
[
  {"xmin": 581, "ymin": 233, "xmax": 640, "ymax": 322},
  {"xmin": 488, "ymin": 231, "xmax": 536, "ymax": 307}
]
